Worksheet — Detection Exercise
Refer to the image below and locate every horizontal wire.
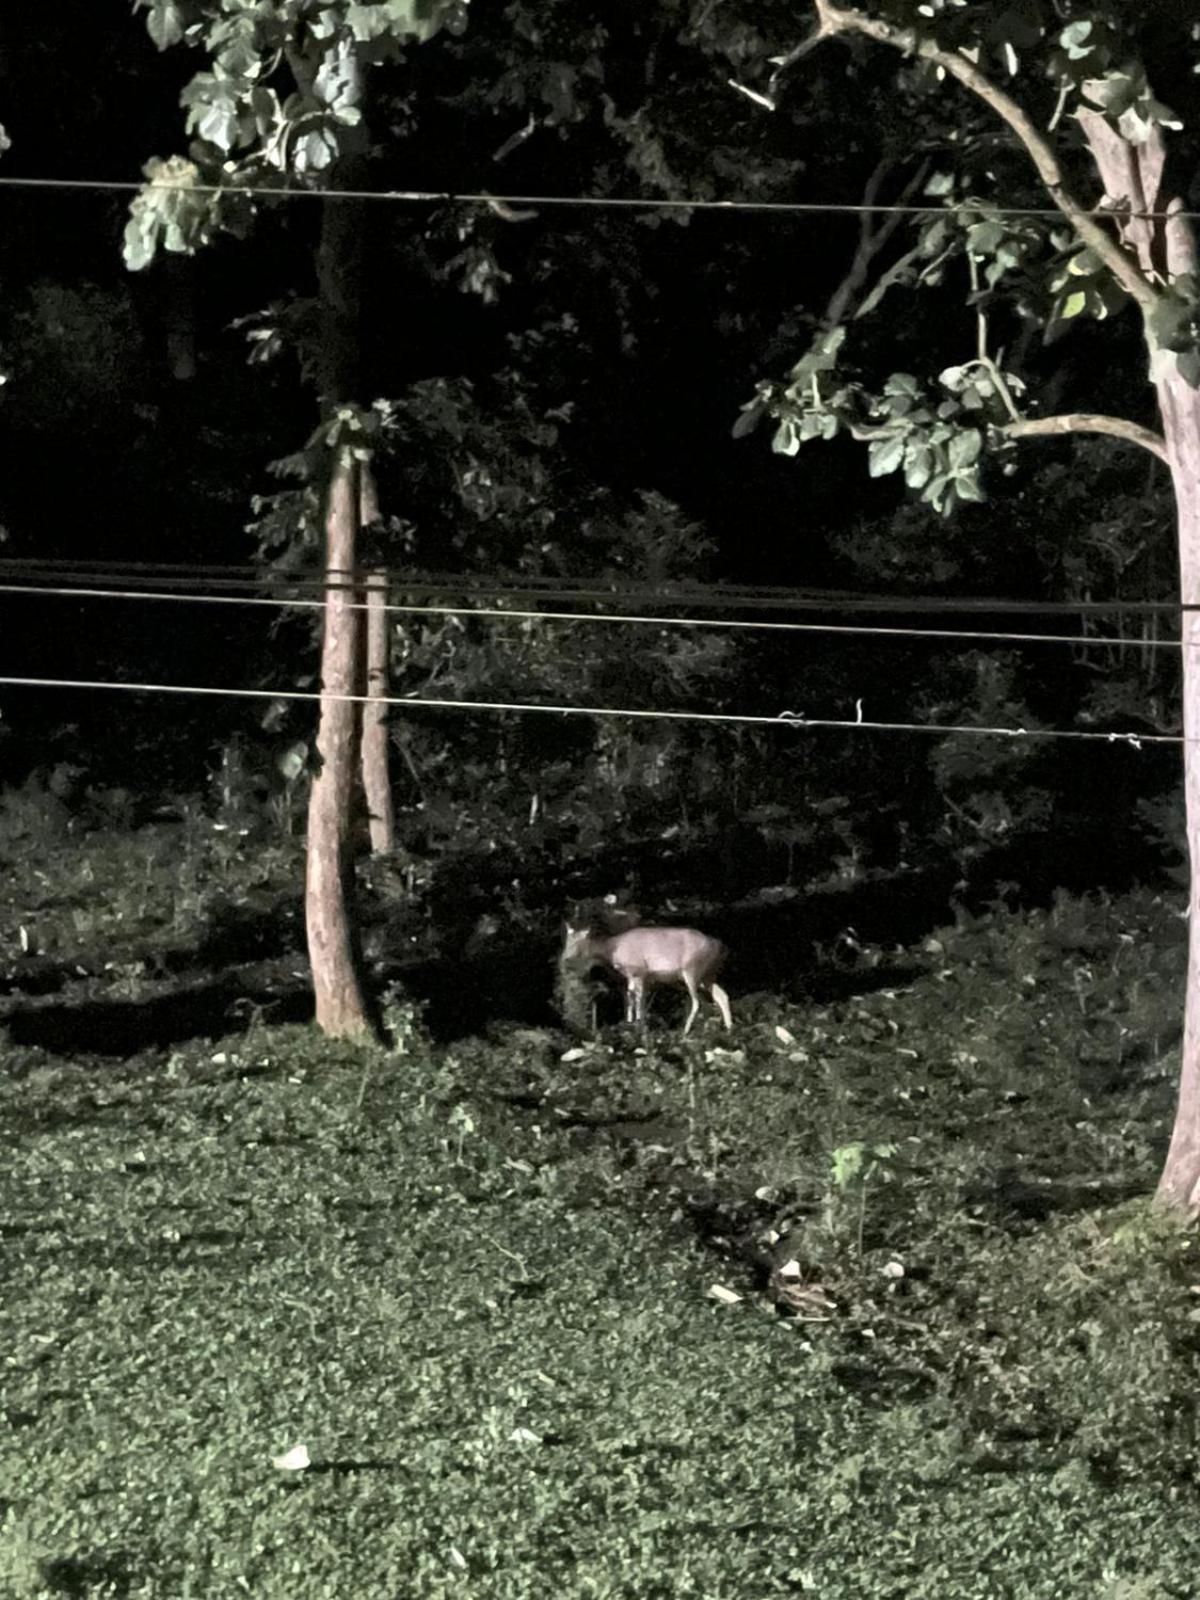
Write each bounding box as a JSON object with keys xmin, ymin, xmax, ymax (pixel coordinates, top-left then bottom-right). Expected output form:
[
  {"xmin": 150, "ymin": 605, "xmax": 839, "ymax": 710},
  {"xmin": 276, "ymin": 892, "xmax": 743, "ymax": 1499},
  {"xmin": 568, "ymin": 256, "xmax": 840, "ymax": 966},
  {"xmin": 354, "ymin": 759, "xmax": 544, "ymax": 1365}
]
[
  {"xmin": 0, "ymin": 559, "xmax": 1188, "ymax": 616},
  {"xmin": 0, "ymin": 674, "xmax": 1176, "ymax": 748},
  {"xmin": 0, "ymin": 579, "xmax": 1183, "ymax": 653},
  {"xmin": 0, "ymin": 172, "xmax": 1195, "ymax": 222}
]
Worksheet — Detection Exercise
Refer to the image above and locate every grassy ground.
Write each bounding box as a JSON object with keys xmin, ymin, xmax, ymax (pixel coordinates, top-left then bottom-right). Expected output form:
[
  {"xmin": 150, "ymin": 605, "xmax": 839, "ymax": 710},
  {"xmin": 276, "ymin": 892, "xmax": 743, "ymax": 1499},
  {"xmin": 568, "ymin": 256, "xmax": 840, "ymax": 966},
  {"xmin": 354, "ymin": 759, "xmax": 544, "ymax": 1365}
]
[{"xmin": 3, "ymin": 820, "xmax": 1200, "ymax": 1598}]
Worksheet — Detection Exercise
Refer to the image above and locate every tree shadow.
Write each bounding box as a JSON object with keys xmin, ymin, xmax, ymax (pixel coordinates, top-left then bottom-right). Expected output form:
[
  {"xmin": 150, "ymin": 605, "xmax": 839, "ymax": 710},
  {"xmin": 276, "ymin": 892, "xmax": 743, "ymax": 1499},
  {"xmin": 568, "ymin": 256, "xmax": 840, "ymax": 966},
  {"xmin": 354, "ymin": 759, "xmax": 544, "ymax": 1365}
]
[
  {"xmin": 42, "ymin": 1551, "xmax": 134, "ymax": 1599},
  {"xmin": 966, "ymin": 1166, "xmax": 1149, "ymax": 1227},
  {"xmin": 0, "ymin": 894, "xmax": 303, "ymax": 1003},
  {"xmin": 2, "ymin": 971, "xmax": 311, "ymax": 1056}
]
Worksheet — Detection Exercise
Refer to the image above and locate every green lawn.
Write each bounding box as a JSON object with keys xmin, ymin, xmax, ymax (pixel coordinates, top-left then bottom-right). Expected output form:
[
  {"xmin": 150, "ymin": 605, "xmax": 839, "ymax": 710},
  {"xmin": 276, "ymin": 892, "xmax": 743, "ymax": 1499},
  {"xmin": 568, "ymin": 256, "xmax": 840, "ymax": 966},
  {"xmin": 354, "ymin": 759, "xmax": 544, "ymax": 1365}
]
[{"xmin": 3, "ymin": 830, "xmax": 1200, "ymax": 1597}]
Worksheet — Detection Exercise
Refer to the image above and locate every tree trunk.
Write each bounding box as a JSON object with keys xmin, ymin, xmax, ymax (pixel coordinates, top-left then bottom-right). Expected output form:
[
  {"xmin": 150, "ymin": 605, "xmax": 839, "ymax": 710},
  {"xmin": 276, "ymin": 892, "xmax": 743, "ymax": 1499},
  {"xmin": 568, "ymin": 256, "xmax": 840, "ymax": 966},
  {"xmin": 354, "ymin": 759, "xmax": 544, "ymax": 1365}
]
[
  {"xmin": 358, "ymin": 461, "xmax": 395, "ymax": 853},
  {"xmin": 305, "ymin": 456, "xmax": 374, "ymax": 1040},
  {"xmin": 1072, "ymin": 107, "xmax": 1200, "ymax": 1212},
  {"xmin": 162, "ymin": 253, "xmax": 197, "ymax": 381},
  {"xmin": 303, "ymin": 52, "xmax": 373, "ymax": 1038},
  {"xmin": 1156, "ymin": 372, "xmax": 1200, "ymax": 1212}
]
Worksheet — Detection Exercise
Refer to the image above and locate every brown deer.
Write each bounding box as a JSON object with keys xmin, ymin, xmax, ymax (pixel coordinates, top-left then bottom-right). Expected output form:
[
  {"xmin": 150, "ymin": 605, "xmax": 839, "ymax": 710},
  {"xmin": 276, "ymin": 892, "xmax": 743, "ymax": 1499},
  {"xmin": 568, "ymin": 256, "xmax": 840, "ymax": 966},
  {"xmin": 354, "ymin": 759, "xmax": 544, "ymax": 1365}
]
[{"xmin": 562, "ymin": 921, "xmax": 732, "ymax": 1035}]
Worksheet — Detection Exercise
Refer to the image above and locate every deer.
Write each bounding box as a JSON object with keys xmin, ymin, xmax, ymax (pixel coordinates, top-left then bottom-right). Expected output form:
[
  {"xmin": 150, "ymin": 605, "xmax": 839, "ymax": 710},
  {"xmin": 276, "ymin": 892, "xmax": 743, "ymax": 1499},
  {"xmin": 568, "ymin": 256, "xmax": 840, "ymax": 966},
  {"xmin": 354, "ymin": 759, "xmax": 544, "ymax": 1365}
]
[{"xmin": 561, "ymin": 920, "xmax": 733, "ymax": 1036}]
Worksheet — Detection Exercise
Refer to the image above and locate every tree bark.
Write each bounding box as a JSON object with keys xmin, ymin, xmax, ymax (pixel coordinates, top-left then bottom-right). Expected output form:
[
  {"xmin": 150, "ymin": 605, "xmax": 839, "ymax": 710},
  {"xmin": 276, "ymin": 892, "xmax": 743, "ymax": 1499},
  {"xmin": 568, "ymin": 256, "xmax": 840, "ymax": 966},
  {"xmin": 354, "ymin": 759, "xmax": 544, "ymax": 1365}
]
[
  {"xmin": 1155, "ymin": 371, "xmax": 1200, "ymax": 1212},
  {"xmin": 306, "ymin": 455, "xmax": 374, "ymax": 1040},
  {"xmin": 358, "ymin": 460, "xmax": 396, "ymax": 853},
  {"xmin": 1071, "ymin": 109, "xmax": 1200, "ymax": 1211},
  {"xmin": 162, "ymin": 253, "xmax": 197, "ymax": 381},
  {"xmin": 302, "ymin": 39, "xmax": 374, "ymax": 1039},
  {"xmin": 1002, "ymin": 414, "xmax": 1169, "ymax": 466}
]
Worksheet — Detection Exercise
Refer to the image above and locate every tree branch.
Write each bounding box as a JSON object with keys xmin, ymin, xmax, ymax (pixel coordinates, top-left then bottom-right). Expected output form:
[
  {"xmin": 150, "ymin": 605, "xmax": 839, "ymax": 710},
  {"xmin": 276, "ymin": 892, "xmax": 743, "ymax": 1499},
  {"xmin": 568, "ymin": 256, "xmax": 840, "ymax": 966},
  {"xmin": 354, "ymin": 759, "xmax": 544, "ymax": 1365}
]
[
  {"xmin": 767, "ymin": 23, "xmax": 837, "ymax": 95},
  {"xmin": 822, "ymin": 157, "xmax": 930, "ymax": 327},
  {"xmin": 808, "ymin": 0, "xmax": 1161, "ymax": 317},
  {"xmin": 1002, "ymin": 412, "xmax": 1169, "ymax": 464},
  {"xmin": 967, "ymin": 254, "xmax": 1022, "ymax": 424}
]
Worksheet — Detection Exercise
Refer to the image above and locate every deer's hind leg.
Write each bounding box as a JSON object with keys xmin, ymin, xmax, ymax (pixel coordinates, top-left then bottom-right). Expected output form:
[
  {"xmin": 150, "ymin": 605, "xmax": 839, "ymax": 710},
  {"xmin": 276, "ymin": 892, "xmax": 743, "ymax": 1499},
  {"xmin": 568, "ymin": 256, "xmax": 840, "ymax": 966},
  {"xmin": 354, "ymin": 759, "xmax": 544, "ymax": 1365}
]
[
  {"xmin": 709, "ymin": 981, "xmax": 732, "ymax": 1030},
  {"xmin": 681, "ymin": 973, "xmax": 702, "ymax": 1036}
]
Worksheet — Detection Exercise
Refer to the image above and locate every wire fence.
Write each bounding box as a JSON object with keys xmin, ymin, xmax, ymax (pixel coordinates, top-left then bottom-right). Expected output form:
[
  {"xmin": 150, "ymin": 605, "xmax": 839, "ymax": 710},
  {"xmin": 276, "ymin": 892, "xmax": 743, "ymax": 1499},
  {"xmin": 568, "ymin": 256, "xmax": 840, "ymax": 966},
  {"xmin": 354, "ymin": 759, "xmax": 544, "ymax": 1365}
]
[
  {"xmin": 0, "ymin": 578, "xmax": 1185, "ymax": 654},
  {"xmin": 0, "ymin": 674, "xmax": 1178, "ymax": 751},
  {"xmin": 0, "ymin": 559, "xmax": 1191, "ymax": 615},
  {"xmin": 3, "ymin": 172, "xmax": 1200, "ymax": 224},
  {"xmin": 0, "ymin": 162, "xmax": 1188, "ymax": 754}
]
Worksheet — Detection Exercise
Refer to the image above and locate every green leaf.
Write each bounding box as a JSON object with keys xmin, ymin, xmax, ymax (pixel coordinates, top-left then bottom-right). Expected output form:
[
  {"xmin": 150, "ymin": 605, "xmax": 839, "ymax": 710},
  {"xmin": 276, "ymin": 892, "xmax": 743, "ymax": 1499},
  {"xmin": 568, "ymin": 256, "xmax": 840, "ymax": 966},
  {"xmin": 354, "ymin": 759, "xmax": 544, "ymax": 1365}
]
[
  {"xmin": 294, "ymin": 126, "xmax": 340, "ymax": 171},
  {"xmin": 731, "ymin": 399, "xmax": 765, "ymax": 439},
  {"xmin": 966, "ymin": 219, "xmax": 1005, "ymax": 257},
  {"xmin": 182, "ymin": 75, "xmax": 241, "ymax": 151},
  {"xmin": 347, "ymin": 2, "xmax": 392, "ymax": 41},
  {"xmin": 122, "ymin": 214, "xmax": 158, "ymax": 272},
  {"xmin": 868, "ymin": 435, "xmax": 905, "ymax": 478},
  {"xmin": 216, "ymin": 37, "xmax": 261, "ymax": 81},
  {"xmin": 1145, "ymin": 97, "xmax": 1183, "ymax": 132},
  {"xmin": 771, "ymin": 417, "xmax": 800, "ymax": 456},
  {"xmin": 144, "ymin": 0, "xmax": 186, "ymax": 50},
  {"xmin": 948, "ymin": 429, "xmax": 983, "ymax": 470},
  {"xmin": 1066, "ymin": 248, "xmax": 1101, "ymax": 276},
  {"xmin": 830, "ymin": 1142, "xmax": 866, "ymax": 1187},
  {"xmin": 924, "ymin": 171, "xmax": 955, "ymax": 197},
  {"xmin": 903, "ymin": 443, "xmax": 933, "ymax": 490},
  {"xmin": 924, "ymin": 471, "xmax": 950, "ymax": 510},
  {"xmin": 918, "ymin": 217, "xmax": 951, "ymax": 257},
  {"xmin": 248, "ymin": 86, "xmax": 281, "ymax": 141},
  {"xmin": 1086, "ymin": 71, "xmax": 1136, "ymax": 116},
  {"xmin": 1061, "ymin": 289, "xmax": 1088, "ymax": 319},
  {"xmin": 384, "ymin": 0, "xmax": 453, "ymax": 42},
  {"xmin": 884, "ymin": 372, "xmax": 921, "ymax": 398}
]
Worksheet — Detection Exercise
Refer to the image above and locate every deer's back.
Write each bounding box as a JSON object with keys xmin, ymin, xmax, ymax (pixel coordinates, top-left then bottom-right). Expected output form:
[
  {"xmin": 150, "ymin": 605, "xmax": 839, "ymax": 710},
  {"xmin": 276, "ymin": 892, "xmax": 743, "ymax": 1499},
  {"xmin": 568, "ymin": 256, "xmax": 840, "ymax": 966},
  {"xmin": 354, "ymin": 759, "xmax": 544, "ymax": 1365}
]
[{"xmin": 604, "ymin": 926, "xmax": 725, "ymax": 977}]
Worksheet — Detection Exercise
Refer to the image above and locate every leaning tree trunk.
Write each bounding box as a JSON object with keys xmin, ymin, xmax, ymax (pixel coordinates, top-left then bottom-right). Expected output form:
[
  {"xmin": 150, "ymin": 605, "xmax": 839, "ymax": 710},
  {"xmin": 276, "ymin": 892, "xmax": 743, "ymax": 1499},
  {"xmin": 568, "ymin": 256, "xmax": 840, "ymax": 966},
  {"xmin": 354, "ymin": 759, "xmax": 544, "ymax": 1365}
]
[
  {"xmin": 358, "ymin": 460, "xmax": 395, "ymax": 854},
  {"xmin": 306, "ymin": 455, "xmax": 373, "ymax": 1040},
  {"xmin": 1073, "ymin": 107, "xmax": 1200, "ymax": 1213},
  {"xmin": 1156, "ymin": 372, "xmax": 1200, "ymax": 1212}
]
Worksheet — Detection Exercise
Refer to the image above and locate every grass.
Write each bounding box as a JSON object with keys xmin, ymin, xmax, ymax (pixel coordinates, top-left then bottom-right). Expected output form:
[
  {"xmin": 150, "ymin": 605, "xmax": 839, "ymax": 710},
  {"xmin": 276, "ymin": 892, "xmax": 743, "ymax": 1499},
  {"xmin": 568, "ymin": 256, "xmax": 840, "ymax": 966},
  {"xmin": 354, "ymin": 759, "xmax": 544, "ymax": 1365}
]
[{"xmin": 3, "ymin": 817, "xmax": 1200, "ymax": 1597}]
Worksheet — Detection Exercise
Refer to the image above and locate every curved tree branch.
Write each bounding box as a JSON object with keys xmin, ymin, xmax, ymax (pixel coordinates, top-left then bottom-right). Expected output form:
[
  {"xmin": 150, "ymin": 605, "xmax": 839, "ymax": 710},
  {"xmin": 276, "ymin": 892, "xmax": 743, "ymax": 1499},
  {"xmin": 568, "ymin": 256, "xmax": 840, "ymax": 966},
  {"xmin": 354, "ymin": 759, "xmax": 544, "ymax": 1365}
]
[
  {"xmin": 807, "ymin": 0, "xmax": 1161, "ymax": 317},
  {"xmin": 1002, "ymin": 412, "xmax": 1169, "ymax": 464}
]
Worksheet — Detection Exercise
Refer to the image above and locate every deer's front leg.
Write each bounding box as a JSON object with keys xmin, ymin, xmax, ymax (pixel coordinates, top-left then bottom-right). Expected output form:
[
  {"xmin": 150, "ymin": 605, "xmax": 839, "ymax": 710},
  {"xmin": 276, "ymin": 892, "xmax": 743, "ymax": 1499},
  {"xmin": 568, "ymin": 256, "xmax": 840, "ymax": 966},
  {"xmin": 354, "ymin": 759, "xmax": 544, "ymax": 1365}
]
[{"xmin": 626, "ymin": 976, "xmax": 646, "ymax": 1026}]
